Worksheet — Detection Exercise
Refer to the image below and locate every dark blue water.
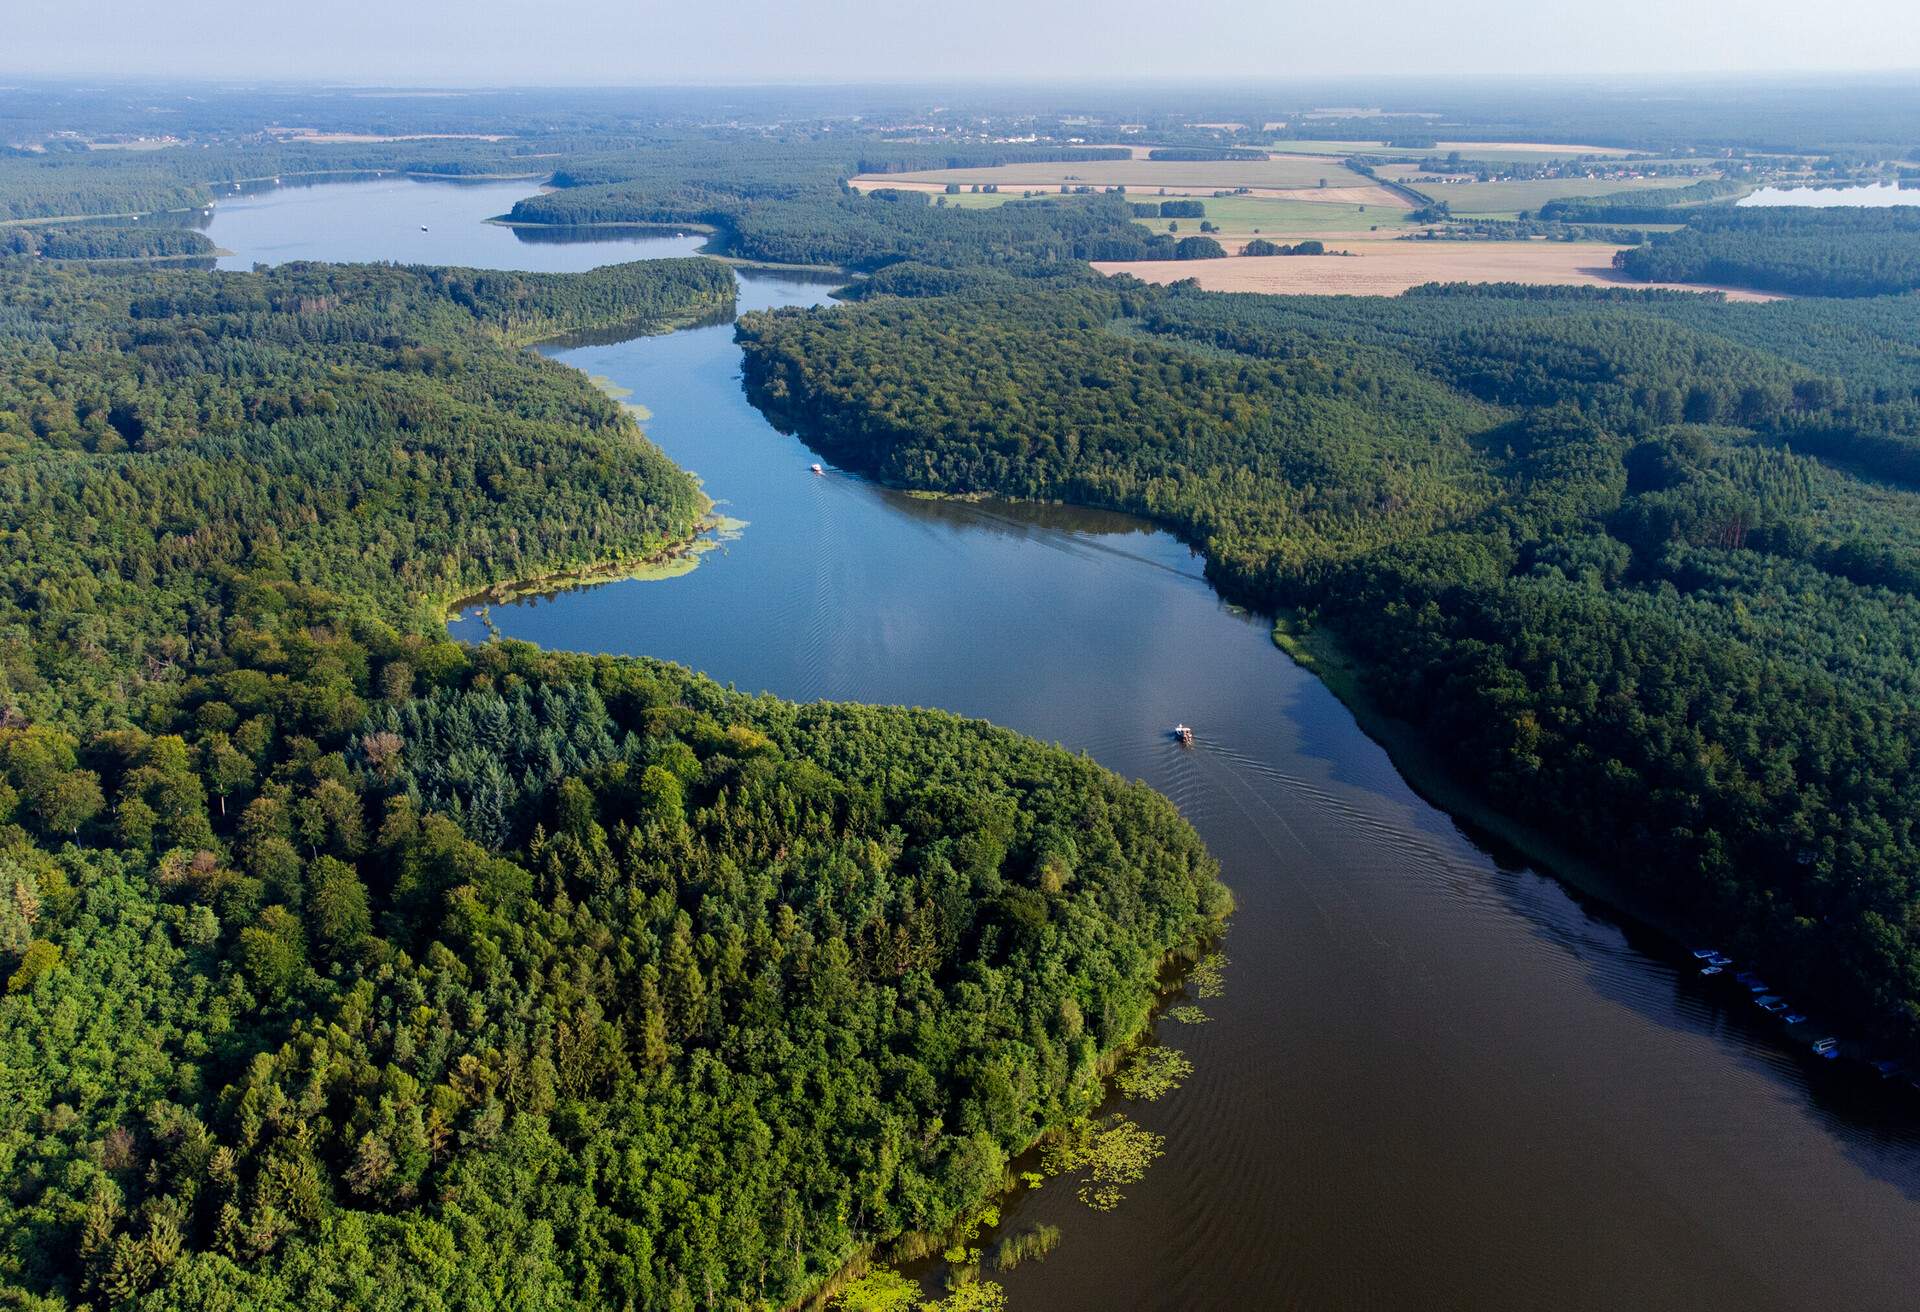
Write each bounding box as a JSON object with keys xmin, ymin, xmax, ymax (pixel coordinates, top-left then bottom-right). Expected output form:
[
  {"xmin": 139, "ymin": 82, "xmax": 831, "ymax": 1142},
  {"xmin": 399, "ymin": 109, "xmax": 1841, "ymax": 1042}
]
[{"xmin": 223, "ymin": 178, "xmax": 1920, "ymax": 1312}]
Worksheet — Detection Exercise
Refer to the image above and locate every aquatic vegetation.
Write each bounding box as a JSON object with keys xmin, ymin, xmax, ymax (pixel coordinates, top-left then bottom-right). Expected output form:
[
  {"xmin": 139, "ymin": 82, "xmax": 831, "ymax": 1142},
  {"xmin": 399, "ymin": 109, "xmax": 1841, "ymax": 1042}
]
[
  {"xmin": 837, "ymin": 1261, "xmax": 1007, "ymax": 1312},
  {"xmin": 922, "ymin": 1280, "xmax": 1008, "ymax": 1312},
  {"xmin": 1043, "ymin": 1115, "xmax": 1168, "ymax": 1211},
  {"xmin": 1190, "ymin": 951, "xmax": 1230, "ymax": 999},
  {"xmin": 993, "ymin": 1224, "xmax": 1063, "ymax": 1272},
  {"xmin": 1114, "ymin": 1045, "xmax": 1194, "ymax": 1101},
  {"xmin": 1166, "ymin": 1005, "xmax": 1211, "ymax": 1024},
  {"xmin": 835, "ymin": 1270, "xmax": 922, "ymax": 1311},
  {"xmin": 941, "ymin": 1203, "xmax": 1002, "ymax": 1269}
]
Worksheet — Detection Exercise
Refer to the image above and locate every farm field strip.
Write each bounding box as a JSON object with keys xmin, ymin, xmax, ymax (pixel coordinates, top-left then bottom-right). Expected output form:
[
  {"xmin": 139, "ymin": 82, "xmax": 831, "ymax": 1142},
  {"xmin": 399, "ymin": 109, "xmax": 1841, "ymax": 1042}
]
[
  {"xmin": 851, "ymin": 154, "xmax": 1360, "ymax": 191},
  {"xmin": 1398, "ymin": 174, "xmax": 1715, "ymax": 215},
  {"xmin": 1091, "ymin": 239, "xmax": 1783, "ymax": 299}
]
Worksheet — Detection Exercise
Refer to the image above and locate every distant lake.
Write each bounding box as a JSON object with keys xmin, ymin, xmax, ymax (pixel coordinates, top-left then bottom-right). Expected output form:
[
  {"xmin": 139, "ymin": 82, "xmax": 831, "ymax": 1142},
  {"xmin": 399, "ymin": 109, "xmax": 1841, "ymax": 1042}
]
[
  {"xmin": 211, "ymin": 176, "xmax": 1920, "ymax": 1312},
  {"xmin": 202, "ymin": 175, "xmax": 706, "ymax": 270},
  {"xmin": 1738, "ymin": 182, "xmax": 1917, "ymax": 207}
]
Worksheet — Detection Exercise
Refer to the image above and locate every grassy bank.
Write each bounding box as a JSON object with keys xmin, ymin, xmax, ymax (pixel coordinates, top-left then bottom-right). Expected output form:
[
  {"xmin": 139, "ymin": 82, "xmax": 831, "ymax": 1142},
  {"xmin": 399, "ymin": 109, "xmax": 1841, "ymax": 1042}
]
[{"xmin": 439, "ymin": 511, "xmax": 745, "ymax": 624}]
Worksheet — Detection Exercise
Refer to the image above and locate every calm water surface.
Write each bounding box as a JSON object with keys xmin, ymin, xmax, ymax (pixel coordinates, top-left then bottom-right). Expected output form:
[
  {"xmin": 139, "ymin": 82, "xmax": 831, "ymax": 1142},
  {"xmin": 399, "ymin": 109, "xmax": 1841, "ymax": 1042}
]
[
  {"xmin": 204, "ymin": 175, "xmax": 705, "ymax": 271},
  {"xmin": 1737, "ymin": 183, "xmax": 1918, "ymax": 207},
  {"xmin": 220, "ymin": 179, "xmax": 1920, "ymax": 1311}
]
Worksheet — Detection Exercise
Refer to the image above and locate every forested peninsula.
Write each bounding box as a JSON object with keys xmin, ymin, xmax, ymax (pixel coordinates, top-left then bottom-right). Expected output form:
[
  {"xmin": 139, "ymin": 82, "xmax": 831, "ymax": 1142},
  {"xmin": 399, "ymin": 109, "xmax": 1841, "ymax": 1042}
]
[{"xmin": 0, "ymin": 255, "xmax": 1229, "ymax": 1308}]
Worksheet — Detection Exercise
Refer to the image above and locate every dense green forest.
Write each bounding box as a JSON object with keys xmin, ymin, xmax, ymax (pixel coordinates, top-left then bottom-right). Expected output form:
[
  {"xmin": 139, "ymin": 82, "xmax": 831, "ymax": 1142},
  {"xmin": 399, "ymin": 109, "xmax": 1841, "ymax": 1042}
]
[
  {"xmin": 6, "ymin": 85, "xmax": 1920, "ymax": 1306},
  {"xmin": 0, "ymin": 257, "xmax": 736, "ymax": 730},
  {"xmin": 0, "ymin": 252, "xmax": 1229, "ymax": 1309},
  {"xmin": 1615, "ymin": 206, "xmax": 1920, "ymax": 296},
  {"xmin": 1, "ymin": 225, "xmax": 215, "ymax": 262},
  {"xmin": 1, "ymin": 637, "xmax": 1223, "ymax": 1310},
  {"xmin": 737, "ymin": 273, "xmax": 1920, "ymax": 1054}
]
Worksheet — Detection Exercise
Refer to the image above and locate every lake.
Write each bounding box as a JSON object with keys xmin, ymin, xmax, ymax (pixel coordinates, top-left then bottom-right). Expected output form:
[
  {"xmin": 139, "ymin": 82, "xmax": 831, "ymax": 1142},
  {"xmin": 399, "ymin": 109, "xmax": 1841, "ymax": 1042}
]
[
  {"xmin": 210, "ymin": 178, "xmax": 1920, "ymax": 1311},
  {"xmin": 205, "ymin": 175, "xmax": 706, "ymax": 271},
  {"xmin": 1738, "ymin": 182, "xmax": 1918, "ymax": 207}
]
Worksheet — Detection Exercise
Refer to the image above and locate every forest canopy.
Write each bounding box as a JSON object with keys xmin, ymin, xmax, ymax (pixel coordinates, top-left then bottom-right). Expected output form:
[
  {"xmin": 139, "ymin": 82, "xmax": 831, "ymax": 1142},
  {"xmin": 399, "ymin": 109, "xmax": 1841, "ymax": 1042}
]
[
  {"xmin": 1614, "ymin": 205, "xmax": 1920, "ymax": 296},
  {"xmin": 0, "ymin": 248, "xmax": 1229, "ymax": 1310}
]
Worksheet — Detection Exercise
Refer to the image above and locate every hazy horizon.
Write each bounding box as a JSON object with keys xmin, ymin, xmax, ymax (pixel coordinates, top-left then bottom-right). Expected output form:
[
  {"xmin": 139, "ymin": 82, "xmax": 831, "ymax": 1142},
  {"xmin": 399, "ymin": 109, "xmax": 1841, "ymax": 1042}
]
[{"xmin": 12, "ymin": 0, "xmax": 1920, "ymax": 85}]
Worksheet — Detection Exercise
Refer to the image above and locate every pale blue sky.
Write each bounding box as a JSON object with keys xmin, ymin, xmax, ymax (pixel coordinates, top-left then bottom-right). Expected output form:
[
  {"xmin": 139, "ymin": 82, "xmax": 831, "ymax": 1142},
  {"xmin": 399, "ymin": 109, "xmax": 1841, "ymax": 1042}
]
[{"xmin": 9, "ymin": 0, "xmax": 1919, "ymax": 82}]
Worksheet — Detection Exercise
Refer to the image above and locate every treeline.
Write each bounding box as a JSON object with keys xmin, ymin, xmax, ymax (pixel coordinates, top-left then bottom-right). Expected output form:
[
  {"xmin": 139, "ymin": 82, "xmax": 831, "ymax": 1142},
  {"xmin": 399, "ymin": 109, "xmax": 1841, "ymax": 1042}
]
[
  {"xmin": 0, "ymin": 137, "xmax": 574, "ymax": 222},
  {"xmin": 736, "ymin": 272, "xmax": 1920, "ymax": 1059},
  {"xmin": 0, "ymin": 224, "xmax": 215, "ymax": 261},
  {"xmin": 1145, "ymin": 148, "xmax": 1270, "ymax": 162},
  {"xmin": 1242, "ymin": 238, "xmax": 1325, "ymax": 256},
  {"xmin": 1536, "ymin": 178, "xmax": 1748, "ymax": 223},
  {"xmin": 1615, "ymin": 205, "xmax": 1920, "ymax": 296},
  {"xmin": 1403, "ymin": 217, "xmax": 1649, "ymax": 244},
  {"xmin": 0, "ymin": 255, "xmax": 1229, "ymax": 1309}
]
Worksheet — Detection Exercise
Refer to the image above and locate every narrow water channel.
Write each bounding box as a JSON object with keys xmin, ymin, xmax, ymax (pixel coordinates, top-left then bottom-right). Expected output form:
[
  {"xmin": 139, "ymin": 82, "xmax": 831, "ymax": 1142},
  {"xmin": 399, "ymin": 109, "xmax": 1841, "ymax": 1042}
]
[{"xmin": 208, "ymin": 180, "xmax": 1920, "ymax": 1312}]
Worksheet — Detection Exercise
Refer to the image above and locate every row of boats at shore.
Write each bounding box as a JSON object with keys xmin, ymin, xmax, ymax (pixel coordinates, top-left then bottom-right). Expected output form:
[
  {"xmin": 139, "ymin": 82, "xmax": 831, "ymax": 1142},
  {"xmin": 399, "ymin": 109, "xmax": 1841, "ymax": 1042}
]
[{"xmin": 1691, "ymin": 947, "xmax": 1913, "ymax": 1087}]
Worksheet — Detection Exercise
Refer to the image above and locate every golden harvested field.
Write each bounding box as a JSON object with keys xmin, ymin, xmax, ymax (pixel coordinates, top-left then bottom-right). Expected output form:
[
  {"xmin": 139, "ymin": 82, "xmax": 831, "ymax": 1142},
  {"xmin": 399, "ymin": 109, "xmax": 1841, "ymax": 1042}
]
[
  {"xmin": 852, "ymin": 154, "xmax": 1357, "ymax": 192},
  {"xmin": 1091, "ymin": 241, "xmax": 1783, "ymax": 300}
]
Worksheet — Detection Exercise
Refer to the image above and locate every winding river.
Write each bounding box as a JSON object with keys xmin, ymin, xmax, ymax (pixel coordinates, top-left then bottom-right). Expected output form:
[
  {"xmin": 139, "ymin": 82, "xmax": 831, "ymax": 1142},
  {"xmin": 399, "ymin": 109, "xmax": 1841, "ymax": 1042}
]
[{"xmin": 207, "ymin": 176, "xmax": 1920, "ymax": 1311}]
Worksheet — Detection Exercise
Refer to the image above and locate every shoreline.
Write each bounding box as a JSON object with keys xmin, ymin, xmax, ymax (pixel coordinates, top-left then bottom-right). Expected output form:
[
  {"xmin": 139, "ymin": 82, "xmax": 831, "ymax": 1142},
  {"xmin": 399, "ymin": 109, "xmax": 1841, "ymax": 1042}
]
[
  {"xmin": 0, "ymin": 168, "xmax": 552, "ymax": 230},
  {"xmin": 483, "ymin": 215, "xmax": 718, "ymax": 233},
  {"xmin": 507, "ymin": 290, "xmax": 739, "ymax": 350},
  {"xmin": 787, "ymin": 933, "xmax": 1227, "ymax": 1311},
  {"xmin": 439, "ymin": 514, "xmax": 740, "ymax": 620},
  {"xmin": 485, "ymin": 215, "xmax": 855, "ymax": 278},
  {"xmin": 1268, "ymin": 611, "xmax": 1693, "ymax": 944}
]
